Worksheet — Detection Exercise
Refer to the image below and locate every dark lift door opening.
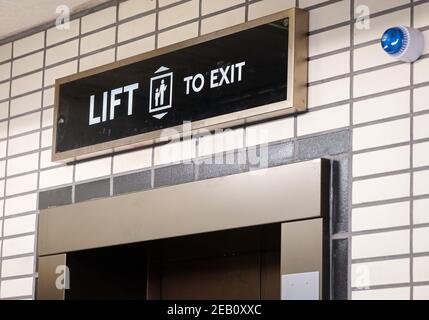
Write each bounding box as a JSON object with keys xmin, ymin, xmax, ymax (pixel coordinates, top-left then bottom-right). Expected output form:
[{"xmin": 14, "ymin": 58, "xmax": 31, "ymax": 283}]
[{"xmin": 65, "ymin": 224, "xmax": 280, "ymax": 300}]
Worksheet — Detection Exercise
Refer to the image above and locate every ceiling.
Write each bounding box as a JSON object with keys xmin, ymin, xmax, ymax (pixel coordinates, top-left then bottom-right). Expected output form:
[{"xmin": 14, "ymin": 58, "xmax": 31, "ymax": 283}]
[{"xmin": 0, "ymin": 0, "xmax": 112, "ymax": 41}]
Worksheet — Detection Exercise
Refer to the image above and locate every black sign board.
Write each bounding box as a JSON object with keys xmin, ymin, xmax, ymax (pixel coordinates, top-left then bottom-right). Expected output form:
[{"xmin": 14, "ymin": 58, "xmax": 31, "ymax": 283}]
[{"xmin": 53, "ymin": 9, "xmax": 308, "ymax": 162}]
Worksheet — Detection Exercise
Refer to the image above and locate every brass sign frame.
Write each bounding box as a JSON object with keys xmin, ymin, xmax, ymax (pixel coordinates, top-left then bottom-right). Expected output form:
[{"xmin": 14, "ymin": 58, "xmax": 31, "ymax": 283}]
[{"xmin": 52, "ymin": 8, "xmax": 308, "ymax": 162}]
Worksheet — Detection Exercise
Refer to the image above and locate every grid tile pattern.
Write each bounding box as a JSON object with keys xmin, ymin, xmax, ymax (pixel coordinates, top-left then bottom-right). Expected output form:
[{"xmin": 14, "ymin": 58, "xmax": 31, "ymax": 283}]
[{"xmin": 0, "ymin": 0, "xmax": 428, "ymax": 300}]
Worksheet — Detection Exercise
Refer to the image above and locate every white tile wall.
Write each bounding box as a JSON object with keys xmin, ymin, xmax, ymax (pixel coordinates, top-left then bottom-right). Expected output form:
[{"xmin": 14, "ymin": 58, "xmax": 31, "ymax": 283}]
[
  {"xmin": 12, "ymin": 51, "xmax": 44, "ymax": 77},
  {"xmin": 413, "ymin": 256, "xmax": 429, "ymax": 282},
  {"xmin": 46, "ymin": 19, "xmax": 80, "ymax": 46},
  {"xmin": 81, "ymin": 6, "xmax": 116, "ymax": 34},
  {"xmin": 117, "ymin": 37, "xmax": 155, "ymax": 60},
  {"xmin": 248, "ymin": 0, "xmax": 294, "ymax": 20},
  {"xmin": 10, "ymin": 92, "xmax": 42, "ymax": 117},
  {"xmin": 309, "ymin": 26, "xmax": 350, "ymax": 57},
  {"xmin": 80, "ymin": 27, "xmax": 116, "ymax": 55},
  {"xmin": 202, "ymin": 0, "xmax": 244, "ymax": 15},
  {"xmin": 0, "ymin": 277, "xmax": 34, "ymax": 299},
  {"xmin": 309, "ymin": 0, "xmax": 350, "ymax": 31},
  {"xmin": 158, "ymin": 22, "xmax": 199, "ymax": 48},
  {"xmin": 309, "ymin": 52, "xmax": 350, "ymax": 82},
  {"xmin": 39, "ymin": 166, "xmax": 74, "ymax": 189},
  {"xmin": 154, "ymin": 139, "xmax": 196, "ymax": 165},
  {"xmin": 6, "ymin": 172, "xmax": 38, "ymax": 196},
  {"xmin": 353, "ymin": 145, "xmax": 410, "ymax": 177},
  {"xmin": 4, "ymin": 193, "xmax": 37, "ymax": 216},
  {"xmin": 119, "ymin": 0, "xmax": 156, "ymax": 20},
  {"xmin": 413, "ymin": 227, "xmax": 429, "ymax": 253},
  {"xmin": 0, "ymin": 62, "xmax": 11, "ymax": 82},
  {"xmin": 201, "ymin": 8, "xmax": 245, "ymax": 35},
  {"xmin": 352, "ymin": 258, "xmax": 410, "ymax": 287},
  {"xmin": 352, "ymin": 173, "xmax": 410, "ymax": 204},
  {"xmin": 354, "ymin": 0, "xmax": 409, "ymax": 15},
  {"xmin": 352, "ymin": 201, "xmax": 410, "ymax": 232},
  {"xmin": 13, "ymin": 32, "xmax": 44, "ymax": 58},
  {"xmin": 44, "ymin": 61, "xmax": 78, "ymax": 87},
  {"xmin": 352, "ymin": 230, "xmax": 410, "ymax": 259},
  {"xmin": 0, "ymin": 43, "xmax": 12, "ymax": 62},
  {"xmin": 75, "ymin": 157, "xmax": 112, "ymax": 182},
  {"xmin": 9, "ymin": 112, "xmax": 41, "ymax": 136},
  {"xmin": 353, "ymin": 91, "xmax": 410, "ymax": 125},
  {"xmin": 308, "ymin": 77, "xmax": 350, "ymax": 108},
  {"xmin": 352, "ymin": 287, "xmax": 410, "ymax": 300},
  {"xmin": 79, "ymin": 49, "xmax": 115, "ymax": 71},
  {"xmin": 158, "ymin": 0, "xmax": 199, "ymax": 30},
  {"xmin": 1, "ymin": 256, "xmax": 34, "ymax": 278},
  {"xmin": 7, "ymin": 132, "xmax": 40, "ymax": 156},
  {"xmin": 7, "ymin": 152, "xmax": 39, "ymax": 176},
  {"xmin": 414, "ymin": 170, "xmax": 429, "ymax": 196},
  {"xmin": 414, "ymin": 198, "xmax": 429, "ymax": 225},
  {"xmin": 414, "ymin": 85, "xmax": 429, "ymax": 112},
  {"xmin": 46, "ymin": 40, "xmax": 79, "ymax": 66},
  {"xmin": 297, "ymin": 104, "xmax": 349, "ymax": 136},
  {"xmin": 198, "ymin": 129, "xmax": 244, "ymax": 157},
  {"xmin": 245, "ymin": 117, "xmax": 294, "ymax": 147},
  {"xmin": 118, "ymin": 14, "xmax": 156, "ymax": 42},
  {"xmin": 11, "ymin": 71, "xmax": 43, "ymax": 97},
  {"xmin": 414, "ymin": 286, "xmax": 429, "ymax": 300},
  {"xmin": 3, "ymin": 214, "xmax": 36, "ymax": 237},
  {"xmin": 2, "ymin": 235, "xmax": 35, "ymax": 257},
  {"xmin": 353, "ymin": 118, "xmax": 410, "ymax": 151},
  {"xmin": 113, "ymin": 148, "xmax": 152, "ymax": 174},
  {"xmin": 414, "ymin": 58, "xmax": 429, "ymax": 84}
]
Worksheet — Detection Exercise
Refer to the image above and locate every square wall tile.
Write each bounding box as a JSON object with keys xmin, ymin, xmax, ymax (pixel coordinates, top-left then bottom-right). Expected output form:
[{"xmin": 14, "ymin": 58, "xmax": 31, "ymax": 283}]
[
  {"xmin": 39, "ymin": 166, "xmax": 73, "ymax": 189},
  {"xmin": 2, "ymin": 235, "xmax": 35, "ymax": 257},
  {"xmin": 353, "ymin": 91, "xmax": 410, "ymax": 125},
  {"xmin": 0, "ymin": 277, "xmax": 34, "ymax": 299},
  {"xmin": 414, "ymin": 286, "xmax": 429, "ymax": 300},
  {"xmin": 43, "ymin": 88, "xmax": 55, "ymax": 107},
  {"xmin": 248, "ymin": 0, "xmax": 294, "ymax": 20},
  {"xmin": 413, "ymin": 227, "xmax": 429, "ymax": 253},
  {"xmin": 8, "ymin": 132, "xmax": 40, "ymax": 156},
  {"xmin": 414, "ymin": 57, "xmax": 429, "ymax": 84},
  {"xmin": 352, "ymin": 287, "xmax": 410, "ymax": 300},
  {"xmin": 154, "ymin": 139, "xmax": 196, "ymax": 166},
  {"xmin": 9, "ymin": 112, "xmax": 41, "ymax": 136},
  {"xmin": 0, "ymin": 81, "xmax": 10, "ymax": 100},
  {"xmin": 80, "ymin": 27, "xmax": 116, "ymax": 55},
  {"xmin": 352, "ymin": 230, "xmax": 410, "ymax": 259},
  {"xmin": 414, "ymin": 198, "xmax": 429, "ymax": 225},
  {"xmin": 42, "ymin": 108, "xmax": 53, "ymax": 128},
  {"xmin": 414, "ymin": 113, "xmax": 429, "ymax": 140},
  {"xmin": 201, "ymin": 8, "xmax": 245, "ymax": 35},
  {"xmin": 6, "ymin": 172, "xmax": 38, "ymax": 196},
  {"xmin": 353, "ymin": 145, "xmax": 410, "ymax": 177},
  {"xmin": 353, "ymin": 173, "xmax": 410, "ymax": 204},
  {"xmin": 79, "ymin": 49, "xmax": 115, "ymax": 71},
  {"xmin": 118, "ymin": 14, "xmax": 156, "ymax": 42},
  {"xmin": 297, "ymin": 104, "xmax": 349, "ymax": 136},
  {"xmin": 7, "ymin": 152, "xmax": 39, "ymax": 176},
  {"xmin": 354, "ymin": 64, "xmax": 410, "ymax": 98},
  {"xmin": 10, "ymin": 91, "xmax": 42, "ymax": 117},
  {"xmin": 75, "ymin": 156, "xmax": 111, "ymax": 182},
  {"xmin": 202, "ymin": 0, "xmax": 244, "ymax": 15},
  {"xmin": 0, "ymin": 62, "xmax": 11, "ymax": 81},
  {"xmin": 354, "ymin": 43, "xmax": 396, "ymax": 71},
  {"xmin": 41, "ymin": 129, "xmax": 52, "ymax": 148},
  {"xmin": 414, "ymin": 2, "xmax": 429, "ymax": 28},
  {"xmin": 245, "ymin": 117, "xmax": 294, "ymax": 147},
  {"xmin": 351, "ymin": 258, "xmax": 409, "ymax": 287},
  {"xmin": 158, "ymin": 0, "xmax": 199, "ymax": 30},
  {"xmin": 117, "ymin": 37, "xmax": 155, "ymax": 60},
  {"xmin": 0, "ymin": 101, "xmax": 8, "ymax": 120},
  {"xmin": 12, "ymin": 51, "xmax": 44, "ymax": 77},
  {"xmin": 11, "ymin": 71, "xmax": 43, "ymax": 97},
  {"xmin": 46, "ymin": 39, "xmax": 79, "ymax": 66},
  {"xmin": 308, "ymin": 77, "xmax": 350, "ymax": 108},
  {"xmin": 309, "ymin": 52, "xmax": 350, "ymax": 82},
  {"xmin": 309, "ymin": 26, "xmax": 350, "ymax": 57},
  {"xmin": 353, "ymin": 118, "xmax": 410, "ymax": 151},
  {"xmin": 158, "ymin": 22, "xmax": 199, "ymax": 48},
  {"xmin": 354, "ymin": 0, "xmax": 409, "ymax": 15},
  {"xmin": 309, "ymin": 0, "xmax": 350, "ymax": 31},
  {"xmin": 414, "ymin": 170, "xmax": 429, "ymax": 196},
  {"xmin": 3, "ymin": 214, "xmax": 36, "ymax": 237},
  {"xmin": 413, "ymin": 256, "xmax": 429, "ymax": 282},
  {"xmin": 14, "ymin": 32, "xmax": 44, "ymax": 57},
  {"xmin": 0, "ymin": 43, "xmax": 12, "ymax": 62},
  {"xmin": 198, "ymin": 128, "xmax": 243, "ymax": 157},
  {"xmin": 119, "ymin": 0, "xmax": 156, "ymax": 20},
  {"xmin": 113, "ymin": 148, "xmax": 152, "ymax": 174},
  {"xmin": 414, "ymin": 85, "xmax": 429, "ymax": 112},
  {"xmin": 4, "ymin": 193, "xmax": 37, "ymax": 216},
  {"xmin": 47, "ymin": 19, "xmax": 80, "ymax": 46},
  {"xmin": 81, "ymin": 6, "xmax": 116, "ymax": 34},
  {"xmin": 1, "ymin": 256, "xmax": 34, "ymax": 278},
  {"xmin": 352, "ymin": 201, "xmax": 410, "ymax": 232},
  {"xmin": 44, "ymin": 61, "xmax": 78, "ymax": 87},
  {"xmin": 414, "ymin": 141, "xmax": 429, "ymax": 168}
]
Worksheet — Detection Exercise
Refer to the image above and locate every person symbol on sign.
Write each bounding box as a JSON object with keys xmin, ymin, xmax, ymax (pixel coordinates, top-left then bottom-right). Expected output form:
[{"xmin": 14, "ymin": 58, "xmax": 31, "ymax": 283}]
[{"xmin": 159, "ymin": 79, "xmax": 168, "ymax": 106}]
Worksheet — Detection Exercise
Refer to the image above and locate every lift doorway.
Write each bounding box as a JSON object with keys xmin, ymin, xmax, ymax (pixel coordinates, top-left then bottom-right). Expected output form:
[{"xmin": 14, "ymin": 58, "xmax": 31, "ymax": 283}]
[{"xmin": 37, "ymin": 159, "xmax": 330, "ymax": 300}]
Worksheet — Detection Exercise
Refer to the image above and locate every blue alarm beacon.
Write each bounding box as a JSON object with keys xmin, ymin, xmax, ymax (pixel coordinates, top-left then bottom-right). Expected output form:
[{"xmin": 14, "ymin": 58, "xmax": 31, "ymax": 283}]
[{"xmin": 381, "ymin": 26, "xmax": 424, "ymax": 63}]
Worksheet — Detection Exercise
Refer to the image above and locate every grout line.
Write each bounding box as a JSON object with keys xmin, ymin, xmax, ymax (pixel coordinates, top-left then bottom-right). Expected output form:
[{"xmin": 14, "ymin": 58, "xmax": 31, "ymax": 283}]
[{"xmin": 410, "ymin": 0, "xmax": 415, "ymax": 300}]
